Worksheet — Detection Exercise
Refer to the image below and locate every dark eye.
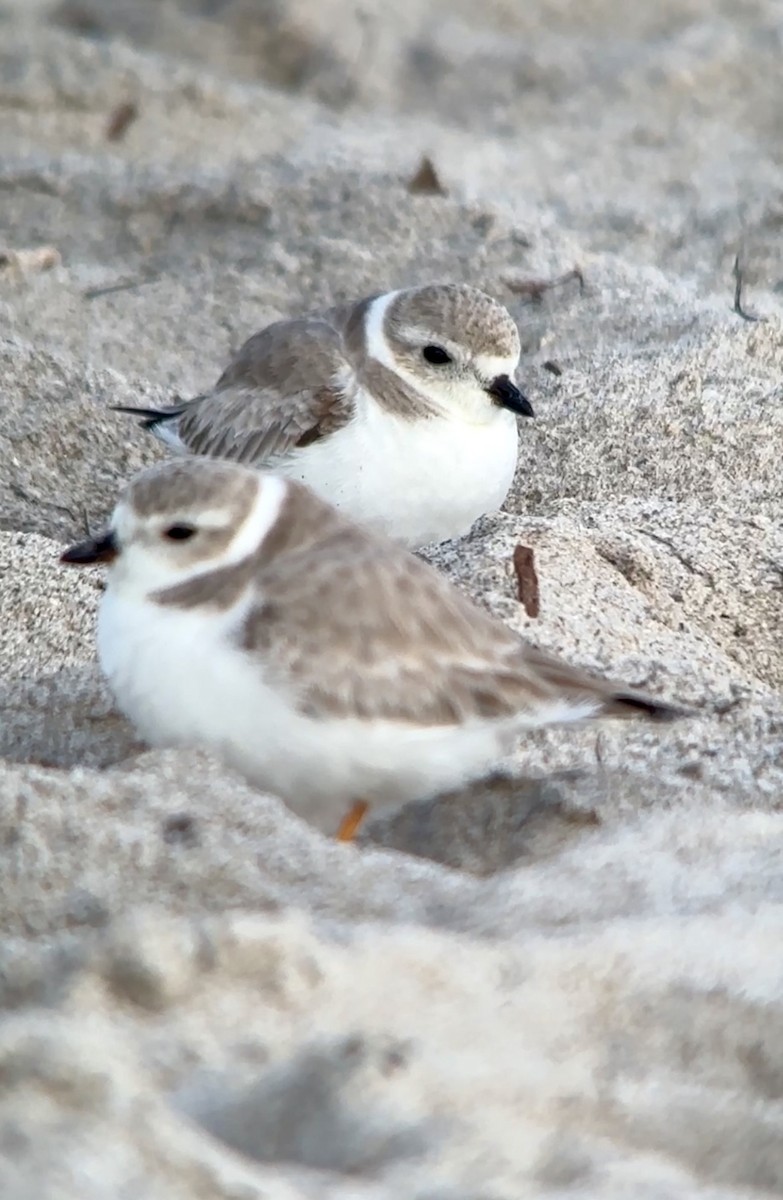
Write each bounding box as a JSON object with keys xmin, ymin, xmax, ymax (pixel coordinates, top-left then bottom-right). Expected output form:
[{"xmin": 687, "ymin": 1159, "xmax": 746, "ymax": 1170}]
[
  {"xmin": 163, "ymin": 524, "xmax": 196, "ymax": 541},
  {"xmin": 422, "ymin": 345, "xmax": 452, "ymax": 365}
]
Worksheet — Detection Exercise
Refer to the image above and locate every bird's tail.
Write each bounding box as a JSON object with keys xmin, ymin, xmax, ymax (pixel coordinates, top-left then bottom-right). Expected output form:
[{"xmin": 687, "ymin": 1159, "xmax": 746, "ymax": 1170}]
[
  {"xmin": 599, "ymin": 688, "xmax": 688, "ymax": 722},
  {"xmin": 522, "ymin": 644, "xmax": 690, "ymax": 723},
  {"xmin": 112, "ymin": 401, "xmax": 188, "ymax": 432}
]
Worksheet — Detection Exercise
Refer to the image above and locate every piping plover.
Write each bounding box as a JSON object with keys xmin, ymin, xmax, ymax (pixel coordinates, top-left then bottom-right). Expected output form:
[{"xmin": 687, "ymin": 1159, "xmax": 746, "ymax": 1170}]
[
  {"xmin": 115, "ymin": 283, "xmax": 533, "ymax": 549},
  {"xmin": 61, "ymin": 459, "xmax": 684, "ymax": 841}
]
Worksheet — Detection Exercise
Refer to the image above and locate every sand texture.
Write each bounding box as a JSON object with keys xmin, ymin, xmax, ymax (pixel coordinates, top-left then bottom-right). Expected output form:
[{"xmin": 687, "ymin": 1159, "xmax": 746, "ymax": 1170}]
[{"xmin": 2, "ymin": 0, "xmax": 783, "ymax": 1195}]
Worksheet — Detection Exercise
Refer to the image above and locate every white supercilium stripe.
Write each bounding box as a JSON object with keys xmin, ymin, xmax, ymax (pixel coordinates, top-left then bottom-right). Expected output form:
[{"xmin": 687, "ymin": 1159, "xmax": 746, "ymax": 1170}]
[
  {"xmin": 217, "ymin": 474, "xmax": 288, "ymax": 567},
  {"xmin": 362, "ymin": 290, "xmax": 401, "ymax": 371}
]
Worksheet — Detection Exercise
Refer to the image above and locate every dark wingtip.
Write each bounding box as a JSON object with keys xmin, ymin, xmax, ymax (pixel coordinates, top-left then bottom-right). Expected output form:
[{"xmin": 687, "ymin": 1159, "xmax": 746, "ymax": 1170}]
[
  {"xmin": 608, "ymin": 692, "xmax": 692, "ymax": 722},
  {"xmin": 112, "ymin": 403, "xmax": 185, "ymax": 431},
  {"xmin": 112, "ymin": 404, "xmax": 163, "ymax": 430},
  {"xmin": 112, "ymin": 404, "xmax": 156, "ymax": 416}
]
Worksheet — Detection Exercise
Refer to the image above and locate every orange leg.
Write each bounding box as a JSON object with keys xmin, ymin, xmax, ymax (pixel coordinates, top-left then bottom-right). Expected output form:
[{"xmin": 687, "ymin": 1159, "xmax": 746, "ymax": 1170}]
[{"xmin": 336, "ymin": 800, "xmax": 369, "ymax": 843}]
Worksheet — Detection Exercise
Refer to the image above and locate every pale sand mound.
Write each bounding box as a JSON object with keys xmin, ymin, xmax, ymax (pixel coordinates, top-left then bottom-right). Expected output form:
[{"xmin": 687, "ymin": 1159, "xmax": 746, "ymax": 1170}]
[{"xmin": 1, "ymin": 0, "xmax": 783, "ymax": 1196}]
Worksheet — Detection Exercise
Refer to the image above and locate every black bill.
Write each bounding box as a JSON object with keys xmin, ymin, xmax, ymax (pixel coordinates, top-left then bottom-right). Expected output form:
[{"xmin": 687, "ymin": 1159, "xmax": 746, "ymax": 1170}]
[
  {"xmin": 60, "ymin": 531, "xmax": 118, "ymax": 565},
  {"xmin": 486, "ymin": 375, "xmax": 534, "ymax": 418}
]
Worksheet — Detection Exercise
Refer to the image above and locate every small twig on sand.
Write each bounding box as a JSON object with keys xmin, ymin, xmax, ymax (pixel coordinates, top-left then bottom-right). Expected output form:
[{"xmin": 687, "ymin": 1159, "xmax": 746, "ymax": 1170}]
[
  {"xmin": 11, "ymin": 481, "xmax": 78, "ymax": 522},
  {"xmin": 732, "ymin": 252, "xmax": 764, "ymax": 323},
  {"xmin": 634, "ymin": 526, "xmax": 715, "ymax": 585},
  {"xmin": 504, "ymin": 266, "xmax": 584, "ymax": 303},
  {"xmin": 105, "ymin": 100, "xmax": 139, "ymax": 142},
  {"xmin": 513, "ymin": 544, "xmax": 540, "ymax": 617},
  {"xmin": 11, "ymin": 483, "xmax": 95, "ymax": 538},
  {"xmin": 83, "ymin": 274, "xmax": 159, "ymax": 300}
]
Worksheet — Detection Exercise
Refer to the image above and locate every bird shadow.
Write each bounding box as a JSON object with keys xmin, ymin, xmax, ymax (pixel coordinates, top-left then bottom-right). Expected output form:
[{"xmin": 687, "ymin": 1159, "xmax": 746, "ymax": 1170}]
[{"xmin": 360, "ymin": 769, "xmax": 603, "ymax": 877}]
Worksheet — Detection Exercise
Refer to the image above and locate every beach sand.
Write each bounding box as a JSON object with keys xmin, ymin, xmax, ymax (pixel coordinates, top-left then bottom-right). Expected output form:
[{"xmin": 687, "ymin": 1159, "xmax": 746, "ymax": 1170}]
[{"xmin": 1, "ymin": 0, "xmax": 783, "ymax": 1195}]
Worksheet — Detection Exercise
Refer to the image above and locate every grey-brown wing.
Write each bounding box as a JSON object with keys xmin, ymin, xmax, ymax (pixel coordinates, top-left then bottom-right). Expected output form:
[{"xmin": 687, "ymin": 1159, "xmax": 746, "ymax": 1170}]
[
  {"xmin": 176, "ymin": 318, "xmax": 355, "ymax": 464},
  {"xmin": 241, "ymin": 524, "xmax": 567, "ymax": 726},
  {"xmin": 240, "ymin": 505, "xmax": 684, "ymax": 726}
]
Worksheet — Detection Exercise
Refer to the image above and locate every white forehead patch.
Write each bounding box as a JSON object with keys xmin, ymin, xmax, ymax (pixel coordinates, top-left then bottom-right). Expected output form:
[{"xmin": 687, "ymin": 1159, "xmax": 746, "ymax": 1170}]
[{"xmin": 473, "ymin": 352, "xmax": 520, "ymax": 383}]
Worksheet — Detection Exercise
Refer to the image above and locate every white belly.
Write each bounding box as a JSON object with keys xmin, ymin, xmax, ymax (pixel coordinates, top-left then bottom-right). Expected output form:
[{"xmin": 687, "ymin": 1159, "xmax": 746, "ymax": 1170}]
[
  {"xmin": 277, "ymin": 400, "xmax": 519, "ymax": 547},
  {"xmin": 97, "ymin": 591, "xmax": 506, "ymax": 834}
]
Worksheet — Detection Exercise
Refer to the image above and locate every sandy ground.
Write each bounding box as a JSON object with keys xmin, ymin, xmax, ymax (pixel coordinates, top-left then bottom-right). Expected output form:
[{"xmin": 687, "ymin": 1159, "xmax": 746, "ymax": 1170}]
[{"xmin": 1, "ymin": 0, "xmax": 783, "ymax": 1196}]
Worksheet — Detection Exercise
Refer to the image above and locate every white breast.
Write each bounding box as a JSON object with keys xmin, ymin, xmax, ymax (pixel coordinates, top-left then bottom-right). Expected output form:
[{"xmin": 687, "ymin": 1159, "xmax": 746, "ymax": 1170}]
[
  {"xmin": 276, "ymin": 395, "xmax": 519, "ymax": 547},
  {"xmin": 96, "ymin": 587, "xmax": 509, "ymax": 834},
  {"xmin": 97, "ymin": 590, "xmax": 265, "ymax": 759}
]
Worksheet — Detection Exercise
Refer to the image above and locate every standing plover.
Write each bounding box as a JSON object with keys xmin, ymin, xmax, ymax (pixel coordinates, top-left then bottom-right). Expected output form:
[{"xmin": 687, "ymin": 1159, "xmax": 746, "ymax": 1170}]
[
  {"xmin": 115, "ymin": 283, "xmax": 533, "ymax": 548},
  {"xmin": 61, "ymin": 459, "xmax": 684, "ymax": 841}
]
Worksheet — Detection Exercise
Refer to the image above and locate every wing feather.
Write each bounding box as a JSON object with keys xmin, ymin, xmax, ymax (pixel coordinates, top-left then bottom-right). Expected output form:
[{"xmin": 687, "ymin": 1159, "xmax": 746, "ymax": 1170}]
[
  {"xmin": 237, "ymin": 487, "xmax": 683, "ymax": 727},
  {"xmin": 176, "ymin": 317, "xmax": 355, "ymax": 464},
  {"xmin": 239, "ymin": 505, "xmax": 680, "ymax": 728}
]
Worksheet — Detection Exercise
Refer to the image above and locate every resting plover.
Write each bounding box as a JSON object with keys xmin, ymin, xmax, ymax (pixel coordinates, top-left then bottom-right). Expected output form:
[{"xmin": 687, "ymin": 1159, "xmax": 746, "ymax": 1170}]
[
  {"xmin": 61, "ymin": 459, "xmax": 684, "ymax": 841},
  {"xmin": 115, "ymin": 283, "xmax": 533, "ymax": 548}
]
